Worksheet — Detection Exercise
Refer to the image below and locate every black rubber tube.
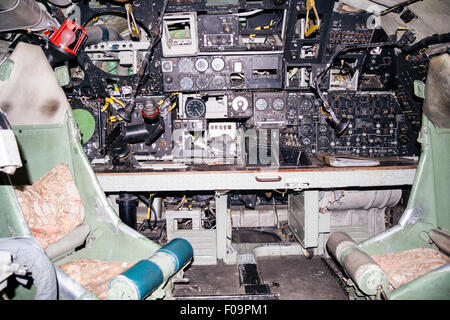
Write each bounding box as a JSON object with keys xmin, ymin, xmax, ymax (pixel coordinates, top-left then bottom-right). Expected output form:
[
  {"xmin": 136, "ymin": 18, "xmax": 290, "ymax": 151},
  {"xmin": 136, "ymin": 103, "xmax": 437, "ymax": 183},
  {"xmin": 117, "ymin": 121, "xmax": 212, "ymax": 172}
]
[{"xmin": 402, "ymin": 33, "xmax": 450, "ymax": 54}]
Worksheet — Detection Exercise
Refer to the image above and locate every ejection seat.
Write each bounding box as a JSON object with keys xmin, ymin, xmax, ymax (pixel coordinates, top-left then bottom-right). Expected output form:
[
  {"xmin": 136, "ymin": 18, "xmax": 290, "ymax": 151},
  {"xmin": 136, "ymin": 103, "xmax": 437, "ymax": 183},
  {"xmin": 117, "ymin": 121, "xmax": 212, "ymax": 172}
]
[
  {"xmin": 326, "ymin": 53, "xmax": 450, "ymax": 300},
  {"xmin": 0, "ymin": 42, "xmax": 186, "ymax": 300}
]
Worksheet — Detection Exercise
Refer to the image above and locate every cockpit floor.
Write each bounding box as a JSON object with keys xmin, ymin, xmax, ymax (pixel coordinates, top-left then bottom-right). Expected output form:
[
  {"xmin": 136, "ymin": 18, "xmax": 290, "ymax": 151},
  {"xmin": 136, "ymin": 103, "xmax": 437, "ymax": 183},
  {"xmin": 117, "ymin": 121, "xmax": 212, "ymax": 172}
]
[{"xmin": 173, "ymin": 255, "xmax": 348, "ymax": 300}]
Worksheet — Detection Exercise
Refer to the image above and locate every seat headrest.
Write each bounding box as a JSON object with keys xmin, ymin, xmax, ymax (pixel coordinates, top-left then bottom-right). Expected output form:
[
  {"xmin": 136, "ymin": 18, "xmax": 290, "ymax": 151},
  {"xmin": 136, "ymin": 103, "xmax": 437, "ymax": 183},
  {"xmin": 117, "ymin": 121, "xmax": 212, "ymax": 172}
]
[{"xmin": 423, "ymin": 54, "xmax": 450, "ymax": 129}]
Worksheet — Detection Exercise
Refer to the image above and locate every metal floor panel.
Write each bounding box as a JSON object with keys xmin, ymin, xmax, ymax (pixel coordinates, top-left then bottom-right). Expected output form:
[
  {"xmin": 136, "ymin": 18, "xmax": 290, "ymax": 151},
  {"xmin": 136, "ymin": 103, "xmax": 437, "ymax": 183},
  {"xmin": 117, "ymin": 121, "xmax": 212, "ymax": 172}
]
[{"xmin": 173, "ymin": 255, "xmax": 348, "ymax": 300}]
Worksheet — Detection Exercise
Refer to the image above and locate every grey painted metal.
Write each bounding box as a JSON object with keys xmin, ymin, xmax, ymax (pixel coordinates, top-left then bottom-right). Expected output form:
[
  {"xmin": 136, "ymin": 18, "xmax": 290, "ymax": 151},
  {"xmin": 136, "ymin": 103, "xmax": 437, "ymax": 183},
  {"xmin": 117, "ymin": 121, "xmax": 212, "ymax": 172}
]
[
  {"xmin": 429, "ymin": 229, "xmax": 450, "ymax": 255},
  {"xmin": 288, "ymin": 191, "xmax": 320, "ymax": 248},
  {"xmin": 168, "ymin": 229, "xmax": 217, "ymax": 265},
  {"xmin": 96, "ymin": 167, "xmax": 416, "ymax": 192},
  {"xmin": 215, "ymin": 193, "xmax": 228, "ymax": 261},
  {"xmin": 97, "ymin": 167, "xmax": 415, "ymax": 266}
]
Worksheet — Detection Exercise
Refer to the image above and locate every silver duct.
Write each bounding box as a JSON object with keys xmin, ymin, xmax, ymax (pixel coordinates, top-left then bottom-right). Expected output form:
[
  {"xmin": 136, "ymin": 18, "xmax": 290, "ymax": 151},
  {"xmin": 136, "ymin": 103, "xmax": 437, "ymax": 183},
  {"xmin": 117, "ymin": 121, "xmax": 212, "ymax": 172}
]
[
  {"xmin": 0, "ymin": 0, "xmax": 59, "ymax": 33},
  {"xmin": 0, "ymin": 237, "xmax": 57, "ymax": 300}
]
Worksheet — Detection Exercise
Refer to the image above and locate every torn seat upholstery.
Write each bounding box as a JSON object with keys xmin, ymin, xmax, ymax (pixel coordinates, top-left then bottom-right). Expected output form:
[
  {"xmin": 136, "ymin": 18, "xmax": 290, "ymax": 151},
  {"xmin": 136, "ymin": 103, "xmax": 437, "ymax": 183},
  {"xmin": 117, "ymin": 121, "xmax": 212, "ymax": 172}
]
[
  {"xmin": 371, "ymin": 248, "xmax": 450, "ymax": 289},
  {"xmin": 14, "ymin": 163, "xmax": 86, "ymax": 252},
  {"xmin": 60, "ymin": 259, "xmax": 131, "ymax": 299},
  {"xmin": 13, "ymin": 162, "xmax": 132, "ymax": 299}
]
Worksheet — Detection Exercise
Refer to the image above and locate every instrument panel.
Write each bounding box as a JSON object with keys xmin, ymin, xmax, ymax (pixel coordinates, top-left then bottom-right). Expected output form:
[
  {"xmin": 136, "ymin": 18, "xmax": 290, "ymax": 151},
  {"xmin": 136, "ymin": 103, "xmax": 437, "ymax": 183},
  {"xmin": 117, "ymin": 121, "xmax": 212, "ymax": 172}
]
[
  {"xmin": 45, "ymin": 0, "xmax": 424, "ymax": 168},
  {"xmin": 162, "ymin": 54, "xmax": 283, "ymax": 92},
  {"xmin": 297, "ymin": 92, "xmax": 418, "ymax": 157}
]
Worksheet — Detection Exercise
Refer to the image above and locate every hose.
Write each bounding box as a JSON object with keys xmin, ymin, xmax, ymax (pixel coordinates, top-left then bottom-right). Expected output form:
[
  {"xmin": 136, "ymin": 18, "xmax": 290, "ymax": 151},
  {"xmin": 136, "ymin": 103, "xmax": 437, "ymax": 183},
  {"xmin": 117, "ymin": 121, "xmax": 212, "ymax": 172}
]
[
  {"xmin": 402, "ymin": 32, "xmax": 450, "ymax": 54},
  {"xmin": 84, "ymin": 25, "xmax": 123, "ymax": 46},
  {"xmin": 45, "ymin": 0, "xmax": 72, "ymax": 6},
  {"xmin": 0, "ymin": 0, "xmax": 18, "ymax": 11},
  {"xmin": 0, "ymin": 237, "xmax": 57, "ymax": 300}
]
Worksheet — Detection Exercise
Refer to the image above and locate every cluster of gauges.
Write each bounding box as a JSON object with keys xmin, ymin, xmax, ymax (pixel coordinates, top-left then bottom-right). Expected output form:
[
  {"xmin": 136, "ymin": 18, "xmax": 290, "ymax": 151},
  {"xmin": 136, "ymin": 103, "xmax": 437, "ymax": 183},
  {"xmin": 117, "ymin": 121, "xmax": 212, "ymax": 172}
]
[
  {"xmin": 176, "ymin": 57, "xmax": 227, "ymax": 91},
  {"xmin": 184, "ymin": 94, "xmax": 251, "ymax": 119},
  {"xmin": 178, "ymin": 57, "xmax": 225, "ymax": 73},
  {"xmin": 255, "ymin": 97, "xmax": 285, "ymax": 111}
]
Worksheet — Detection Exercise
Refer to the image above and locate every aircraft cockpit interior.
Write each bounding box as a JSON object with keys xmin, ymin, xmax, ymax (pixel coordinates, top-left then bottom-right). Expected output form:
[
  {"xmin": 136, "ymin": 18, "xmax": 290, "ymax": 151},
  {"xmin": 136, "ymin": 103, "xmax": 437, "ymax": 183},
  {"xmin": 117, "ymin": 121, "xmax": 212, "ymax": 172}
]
[{"xmin": 0, "ymin": 0, "xmax": 449, "ymax": 304}]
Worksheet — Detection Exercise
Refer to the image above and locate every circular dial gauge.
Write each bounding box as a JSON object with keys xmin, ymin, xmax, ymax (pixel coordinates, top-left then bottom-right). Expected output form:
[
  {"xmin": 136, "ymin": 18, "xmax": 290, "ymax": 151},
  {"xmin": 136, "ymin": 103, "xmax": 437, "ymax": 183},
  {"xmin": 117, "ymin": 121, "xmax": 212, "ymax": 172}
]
[
  {"xmin": 318, "ymin": 135, "xmax": 330, "ymax": 148},
  {"xmin": 179, "ymin": 76, "xmax": 194, "ymax": 91},
  {"xmin": 319, "ymin": 124, "xmax": 328, "ymax": 133},
  {"xmin": 255, "ymin": 98, "xmax": 268, "ymax": 111},
  {"xmin": 272, "ymin": 98, "xmax": 285, "ymax": 111},
  {"xmin": 333, "ymin": 98, "xmax": 344, "ymax": 109},
  {"xmin": 178, "ymin": 58, "xmax": 193, "ymax": 73},
  {"xmin": 196, "ymin": 75, "xmax": 209, "ymax": 90},
  {"xmin": 300, "ymin": 124, "xmax": 313, "ymax": 136},
  {"xmin": 185, "ymin": 99, "xmax": 206, "ymax": 118},
  {"xmin": 303, "ymin": 137, "xmax": 311, "ymax": 145},
  {"xmin": 211, "ymin": 57, "xmax": 225, "ymax": 72},
  {"xmin": 161, "ymin": 60, "xmax": 173, "ymax": 72},
  {"xmin": 211, "ymin": 75, "xmax": 226, "ymax": 89},
  {"xmin": 232, "ymin": 96, "xmax": 249, "ymax": 111},
  {"xmin": 287, "ymin": 107, "xmax": 297, "ymax": 118},
  {"xmin": 300, "ymin": 98, "xmax": 313, "ymax": 112},
  {"xmin": 195, "ymin": 58, "xmax": 209, "ymax": 72}
]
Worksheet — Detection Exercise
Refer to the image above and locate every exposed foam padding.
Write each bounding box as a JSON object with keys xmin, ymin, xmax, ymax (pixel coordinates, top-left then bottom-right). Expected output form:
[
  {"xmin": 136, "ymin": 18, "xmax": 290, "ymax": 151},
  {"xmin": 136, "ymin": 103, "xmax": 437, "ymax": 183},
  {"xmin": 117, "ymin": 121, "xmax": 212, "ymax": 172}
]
[
  {"xmin": 371, "ymin": 247, "xmax": 450, "ymax": 288},
  {"xmin": 60, "ymin": 259, "xmax": 131, "ymax": 299},
  {"xmin": 14, "ymin": 163, "xmax": 85, "ymax": 249}
]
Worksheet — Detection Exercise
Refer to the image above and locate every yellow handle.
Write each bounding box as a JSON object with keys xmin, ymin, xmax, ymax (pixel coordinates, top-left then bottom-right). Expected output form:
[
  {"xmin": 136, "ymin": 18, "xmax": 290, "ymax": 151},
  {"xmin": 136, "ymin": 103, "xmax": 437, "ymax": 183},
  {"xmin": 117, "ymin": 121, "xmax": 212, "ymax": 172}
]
[{"xmin": 305, "ymin": 0, "xmax": 320, "ymax": 37}]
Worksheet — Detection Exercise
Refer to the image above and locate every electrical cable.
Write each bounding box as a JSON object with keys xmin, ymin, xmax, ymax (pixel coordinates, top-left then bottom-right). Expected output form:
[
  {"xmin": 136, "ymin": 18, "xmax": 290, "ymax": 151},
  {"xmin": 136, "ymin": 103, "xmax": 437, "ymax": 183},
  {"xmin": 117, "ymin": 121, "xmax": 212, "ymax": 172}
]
[
  {"xmin": 311, "ymin": 37, "xmax": 406, "ymax": 133},
  {"xmin": 158, "ymin": 221, "xmax": 166, "ymax": 240},
  {"xmin": 134, "ymin": 0, "xmax": 169, "ymax": 91},
  {"xmin": 272, "ymin": 197, "xmax": 279, "ymax": 229},
  {"xmin": 137, "ymin": 194, "xmax": 158, "ymax": 231},
  {"xmin": 402, "ymin": 32, "xmax": 450, "ymax": 54},
  {"xmin": 117, "ymin": 0, "xmax": 169, "ymax": 121},
  {"xmin": 233, "ymin": 9, "xmax": 264, "ymax": 17}
]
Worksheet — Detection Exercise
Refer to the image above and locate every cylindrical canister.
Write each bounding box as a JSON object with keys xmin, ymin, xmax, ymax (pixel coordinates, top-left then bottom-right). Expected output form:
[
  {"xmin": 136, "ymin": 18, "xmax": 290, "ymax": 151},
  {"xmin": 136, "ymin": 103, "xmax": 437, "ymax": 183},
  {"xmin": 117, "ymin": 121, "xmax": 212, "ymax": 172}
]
[
  {"xmin": 116, "ymin": 193, "xmax": 138, "ymax": 230},
  {"xmin": 326, "ymin": 231, "xmax": 390, "ymax": 295},
  {"xmin": 326, "ymin": 231, "xmax": 359, "ymax": 264},
  {"xmin": 108, "ymin": 238, "xmax": 194, "ymax": 300},
  {"xmin": 341, "ymin": 247, "xmax": 390, "ymax": 295}
]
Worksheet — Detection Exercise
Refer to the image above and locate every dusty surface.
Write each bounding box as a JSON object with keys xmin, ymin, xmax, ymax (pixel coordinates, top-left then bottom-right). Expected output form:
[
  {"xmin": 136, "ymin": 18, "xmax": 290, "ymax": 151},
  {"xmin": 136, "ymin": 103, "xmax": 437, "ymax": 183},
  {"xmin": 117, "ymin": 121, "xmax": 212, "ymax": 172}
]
[
  {"xmin": 173, "ymin": 255, "xmax": 348, "ymax": 300},
  {"xmin": 174, "ymin": 260, "xmax": 243, "ymax": 297},
  {"xmin": 256, "ymin": 256, "xmax": 348, "ymax": 300}
]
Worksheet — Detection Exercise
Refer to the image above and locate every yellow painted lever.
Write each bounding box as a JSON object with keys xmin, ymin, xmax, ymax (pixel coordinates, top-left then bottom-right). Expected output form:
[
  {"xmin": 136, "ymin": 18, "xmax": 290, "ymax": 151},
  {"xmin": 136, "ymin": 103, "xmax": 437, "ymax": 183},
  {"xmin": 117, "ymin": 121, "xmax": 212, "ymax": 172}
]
[{"xmin": 305, "ymin": 0, "xmax": 320, "ymax": 37}]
